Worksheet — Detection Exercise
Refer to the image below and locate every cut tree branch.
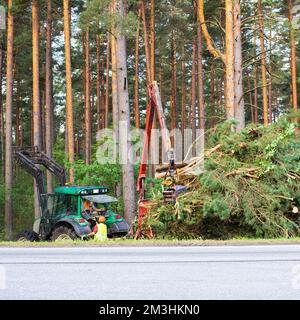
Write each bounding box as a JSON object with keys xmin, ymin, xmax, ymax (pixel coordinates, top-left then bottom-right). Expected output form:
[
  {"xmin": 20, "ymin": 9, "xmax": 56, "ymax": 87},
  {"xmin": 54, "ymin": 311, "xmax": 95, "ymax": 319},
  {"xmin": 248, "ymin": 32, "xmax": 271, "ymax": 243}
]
[{"xmin": 198, "ymin": 0, "xmax": 226, "ymax": 64}]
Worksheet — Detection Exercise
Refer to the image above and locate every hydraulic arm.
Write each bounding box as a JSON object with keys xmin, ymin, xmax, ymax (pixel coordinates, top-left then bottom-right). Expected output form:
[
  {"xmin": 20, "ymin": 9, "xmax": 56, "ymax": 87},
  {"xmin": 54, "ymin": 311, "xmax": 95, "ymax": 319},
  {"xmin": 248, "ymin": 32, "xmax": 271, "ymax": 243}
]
[
  {"xmin": 135, "ymin": 81, "xmax": 185, "ymax": 238},
  {"xmin": 13, "ymin": 146, "xmax": 67, "ymax": 211}
]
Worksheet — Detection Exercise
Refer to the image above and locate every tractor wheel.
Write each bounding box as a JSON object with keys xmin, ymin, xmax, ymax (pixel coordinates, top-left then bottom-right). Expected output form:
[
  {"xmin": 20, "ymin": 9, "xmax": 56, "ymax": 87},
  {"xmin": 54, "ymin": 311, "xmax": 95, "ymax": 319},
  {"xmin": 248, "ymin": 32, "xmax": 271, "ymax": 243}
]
[
  {"xmin": 51, "ymin": 225, "xmax": 77, "ymax": 242},
  {"xmin": 16, "ymin": 231, "xmax": 39, "ymax": 242}
]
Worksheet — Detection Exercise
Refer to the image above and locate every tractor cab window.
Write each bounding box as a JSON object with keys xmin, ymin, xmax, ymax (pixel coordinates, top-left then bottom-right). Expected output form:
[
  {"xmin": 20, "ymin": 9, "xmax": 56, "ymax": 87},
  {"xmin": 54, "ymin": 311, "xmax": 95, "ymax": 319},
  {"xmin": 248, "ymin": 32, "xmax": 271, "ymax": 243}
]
[
  {"xmin": 41, "ymin": 194, "xmax": 56, "ymax": 217},
  {"xmin": 42, "ymin": 194, "xmax": 78, "ymax": 218},
  {"xmin": 57, "ymin": 195, "xmax": 78, "ymax": 216}
]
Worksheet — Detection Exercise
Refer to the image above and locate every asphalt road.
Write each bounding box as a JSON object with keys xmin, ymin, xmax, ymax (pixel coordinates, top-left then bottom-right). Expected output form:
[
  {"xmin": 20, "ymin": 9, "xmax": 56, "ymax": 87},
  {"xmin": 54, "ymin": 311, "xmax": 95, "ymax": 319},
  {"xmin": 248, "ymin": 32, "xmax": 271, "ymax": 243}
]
[{"xmin": 1, "ymin": 245, "xmax": 300, "ymax": 300}]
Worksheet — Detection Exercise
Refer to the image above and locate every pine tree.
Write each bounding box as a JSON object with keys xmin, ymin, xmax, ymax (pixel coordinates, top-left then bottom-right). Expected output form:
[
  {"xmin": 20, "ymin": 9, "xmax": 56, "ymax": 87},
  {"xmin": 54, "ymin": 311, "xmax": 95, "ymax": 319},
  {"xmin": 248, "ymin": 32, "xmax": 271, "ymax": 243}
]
[
  {"xmin": 5, "ymin": 0, "xmax": 14, "ymax": 240},
  {"xmin": 63, "ymin": 0, "xmax": 75, "ymax": 182}
]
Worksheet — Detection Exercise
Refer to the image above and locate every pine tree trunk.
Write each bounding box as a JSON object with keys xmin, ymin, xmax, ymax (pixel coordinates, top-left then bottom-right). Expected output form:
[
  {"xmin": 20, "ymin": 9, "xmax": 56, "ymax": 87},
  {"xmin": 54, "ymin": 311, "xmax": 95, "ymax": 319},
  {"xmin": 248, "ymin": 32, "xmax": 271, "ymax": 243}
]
[
  {"xmin": 16, "ymin": 79, "xmax": 21, "ymax": 147},
  {"xmin": 63, "ymin": 0, "xmax": 75, "ymax": 182},
  {"xmin": 218, "ymin": 78, "xmax": 223, "ymax": 112},
  {"xmin": 210, "ymin": 62, "xmax": 215, "ymax": 128},
  {"xmin": 150, "ymin": 0, "xmax": 155, "ymax": 81},
  {"xmin": 197, "ymin": 23, "xmax": 204, "ymax": 132},
  {"xmin": 141, "ymin": 0, "xmax": 152, "ymax": 84},
  {"xmin": 181, "ymin": 47, "xmax": 186, "ymax": 161},
  {"xmin": 32, "ymin": 0, "xmax": 42, "ymax": 218},
  {"xmin": 101, "ymin": 57, "xmax": 105, "ymax": 129},
  {"xmin": 45, "ymin": 0, "xmax": 53, "ymax": 193},
  {"xmin": 96, "ymin": 35, "xmax": 101, "ymax": 132},
  {"xmin": 0, "ymin": 42, "xmax": 4, "ymax": 175},
  {"xmin": 253, "ymin": 29, "xmax": 258, "ymax": 124},
  {"xmin": 225, "ymin": 0, "xmax": 235, "ymax": 121},
  {"xmin": 105, "ymin": 34, "xmax": 110, "ymax": 128},
  {"xmin": 149, "ymin": 0, "xmax": 157, "ymax": 171},
  {"xmin": 170, "ymin": 33, "xmax": 177, "ymax": 148},
  {"xmin": 81, "ymin": 32, "xmax": 86, "ymax": 145},
  {"xmin": 159, "ymin": 65, "xmax": 164, "ymax": 106},
  {"xmin": 274, "ymin": 92, "xmax": 279, "ymax": 121},
  {"xmin": 20, "ymin": 102, "xmax": 24, "ymax": 147},
  {"xmin": 191, "ymin": 37, "xmax": 196, "ymax": 156},
  {"xmin": 258, "ymin": 0, "xmax": 268, "ymax": 126},
  {"xmin": 268, "ymin": 62, "xmax": 272, "ymax": 123},
  {"xmin": 115, "ymin": 0, "xmax": 136, "ymax": 227},
  {"xmin": 41, "ymin": 89, "xmax": 46, "ymax": 151},
  {"xmin": 288, "ymin": 0, "xmax": 298, "ymax": 121},
  {"xmin": 5, "ymin": 0, "xmax": 14, "ymax": 240},
  {"xmin": 233, "ymin": 0, "xmax": 245, "ymax": 130},
  {"xmin": 85, "ymin": 30, "xmax": 91, "ymax": 165},
  {"xmin": 32, "ymin": 0, "xmax": 41, "ymax": 150},
  {"xmin": 197, "ymin": 23, "xmax": 205, "ymax": 165},
  {"xmin": 134, "ymin": 7, "xmax": 140, "ymax": 128},
  {"xmin": 248, "ymin": 76, "xmax": 254, "ymax": 123},
  {"xmin": 111, "ymin": 0, "xmax": 119, "ymax": 157}
]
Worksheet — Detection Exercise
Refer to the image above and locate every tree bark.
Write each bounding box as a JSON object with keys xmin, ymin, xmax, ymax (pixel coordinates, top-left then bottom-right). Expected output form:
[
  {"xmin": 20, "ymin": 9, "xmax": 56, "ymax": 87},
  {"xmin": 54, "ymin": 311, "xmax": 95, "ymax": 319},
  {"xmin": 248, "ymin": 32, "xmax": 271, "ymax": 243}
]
[
  {"xmin": 197, "ymin": 23, "xmax": 205, "ymax": 132},
  {"xmin": 254, "ymin": 66, "xmax": 258, "ymax": 124},
  {"xmin": 32, "ymin": 0, "xmax": 42, "ymax": 218},
  {"xmin": 198, "ymin": 0, "xmax": 225, "ymax": 63},
  {"xmin": 115, "ymin": 0, "xmax": 136, "ymax": 227},
  {"xmin": 253, "ymin": 29, "xmax": 258, "ymax": 124},
  {"xmin": 225, "ymin": 0, "xmax": 235, "ymax": 121},
  {"xmin": 268, "ymin": 60, "xmax": 273, "ymax": 123},
  {"xmin": 96, "ymin": 35, "xmax": 101, "ymax": 132},
  {"xmin": 0, "ymin": 42, "xmax": 4, "ymax": 175},
  {"xmin": 210, "ymin": 62, "xmax": 215, "ymax": 128},
  {"xmin": 32, "ymin": 0, "xmax": 41, "ymax": 150},
  {"xmin": 258, "ymin": 0, "xmax": 268, "ymax": 126},
  {"xmin": 288, "ymin": 0, "xmax": 298, "ymax": 122},
  {"xmin": 45, "ymin": 0, "xmax": 53, "ymax": 192},
  {"xmin": 85, "ymin": 30, "xmax": 91, "ymax": 164},
  {"xmin": 101, "ymin": 56, "xmax": 105, "ymax": 129},
  {"xmin": 191, "ymin": 37, "xmax": 196, "ymax": 156},
  {"xmin": 63, "ymin": 0, "xmax": 75, "ymax": 182},
  {"xmin": 16, "ymin": 79, "xmax": 21, "ymax": 147},
  {"xmin": 233, "ymin": 0, "xmax": 245, "ymax": 130},
  {"xmin": 5, "ymin": 0, "xmax": 14, "ymax": 240},
  {"xmin": 159, "ymin": 65, "xmax": 164, "ymax": 106},
  {"xmin": 134, "ymin": 7, "xmax": 140, "ymax": 128},
  {"xmin": 111, "ymin": 0, "xmax": 119, "ymax": 156},
  {"xmin": 248, "ymin": 76, "xmax": 254, "ymax": 123},
  {"xmin": 105, "ymin": 33, "xmax": 110, "ymax": 128},
  {"xmin": 141, "ymin": 0, "xmax": 152, "ymax": 84},
  {"xmin": 150, "ymin": 0, "xmax": 155, "ymax": 81},
  {"xmin": 170, "ymin": 33, "xmax": 177, "ymax": 148},
  {"xmin": 181, "ymin": 47, "xmax": 186, "ymax": 160},
  {"xmin": 81, "ymin": 32, "xmax": 86, "ymax": 147}
]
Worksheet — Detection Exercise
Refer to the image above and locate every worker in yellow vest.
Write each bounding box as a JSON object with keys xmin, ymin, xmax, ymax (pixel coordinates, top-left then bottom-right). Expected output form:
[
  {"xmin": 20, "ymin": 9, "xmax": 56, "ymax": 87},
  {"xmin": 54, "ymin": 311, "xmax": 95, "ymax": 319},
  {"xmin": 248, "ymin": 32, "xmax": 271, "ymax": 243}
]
[{"xmin": 86, "ymin": 216, "xmax": 107, "ymax": 241}]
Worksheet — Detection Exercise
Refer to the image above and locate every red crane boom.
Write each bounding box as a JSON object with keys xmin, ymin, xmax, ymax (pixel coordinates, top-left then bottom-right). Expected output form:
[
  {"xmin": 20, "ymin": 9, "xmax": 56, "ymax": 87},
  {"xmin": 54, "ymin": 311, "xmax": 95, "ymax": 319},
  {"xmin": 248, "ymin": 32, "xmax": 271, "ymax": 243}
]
[{"xmin": 135, "ymin": 81, "xmax": 183, "ymax": 239}]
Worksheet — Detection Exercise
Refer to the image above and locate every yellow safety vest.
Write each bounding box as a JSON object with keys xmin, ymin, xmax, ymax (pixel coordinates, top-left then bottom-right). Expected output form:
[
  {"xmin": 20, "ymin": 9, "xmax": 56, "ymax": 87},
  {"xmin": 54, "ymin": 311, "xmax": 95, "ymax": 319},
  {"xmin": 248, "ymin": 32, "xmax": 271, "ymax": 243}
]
[{"xmin": 95, "ymin": 223, "xmax": 107, "ymax": 241}]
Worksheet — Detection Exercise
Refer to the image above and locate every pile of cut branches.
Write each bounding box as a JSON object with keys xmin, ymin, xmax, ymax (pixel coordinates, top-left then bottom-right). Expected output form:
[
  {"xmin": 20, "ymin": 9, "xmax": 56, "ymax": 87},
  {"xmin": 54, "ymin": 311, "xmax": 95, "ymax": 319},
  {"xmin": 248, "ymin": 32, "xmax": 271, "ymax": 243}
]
[{"xmin": 147, "ymin": 118, "xmax": 300, "ymax": 239}]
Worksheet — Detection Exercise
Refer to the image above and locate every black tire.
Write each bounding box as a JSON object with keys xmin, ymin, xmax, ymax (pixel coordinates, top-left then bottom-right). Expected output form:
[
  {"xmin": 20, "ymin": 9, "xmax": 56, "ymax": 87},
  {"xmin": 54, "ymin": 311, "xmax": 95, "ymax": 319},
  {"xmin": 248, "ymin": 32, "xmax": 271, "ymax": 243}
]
[
  {"xmin": 16, "ymin": 231, "xmax": 39, "ymax": 242},
  {"xmin": 51, "ymin": 225, "xmax": 77, "ymax": 241}
]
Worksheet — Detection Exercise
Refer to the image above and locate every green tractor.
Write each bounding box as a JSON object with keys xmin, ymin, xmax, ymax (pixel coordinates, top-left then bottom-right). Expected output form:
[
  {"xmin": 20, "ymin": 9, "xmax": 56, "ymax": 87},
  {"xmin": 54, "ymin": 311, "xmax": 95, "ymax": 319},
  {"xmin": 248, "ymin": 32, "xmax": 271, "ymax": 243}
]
[{"xmin": 14, "ymin": 147, "xmax": 129, "ymax": 241}]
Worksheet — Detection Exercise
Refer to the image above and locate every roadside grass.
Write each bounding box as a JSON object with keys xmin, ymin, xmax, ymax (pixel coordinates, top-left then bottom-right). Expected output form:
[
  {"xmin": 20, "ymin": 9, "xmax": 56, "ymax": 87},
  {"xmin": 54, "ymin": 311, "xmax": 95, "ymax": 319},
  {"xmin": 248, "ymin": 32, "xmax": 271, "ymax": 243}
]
[{"xmin": 1, "ymin": 237, "xmax": 300, "ymax": 247}]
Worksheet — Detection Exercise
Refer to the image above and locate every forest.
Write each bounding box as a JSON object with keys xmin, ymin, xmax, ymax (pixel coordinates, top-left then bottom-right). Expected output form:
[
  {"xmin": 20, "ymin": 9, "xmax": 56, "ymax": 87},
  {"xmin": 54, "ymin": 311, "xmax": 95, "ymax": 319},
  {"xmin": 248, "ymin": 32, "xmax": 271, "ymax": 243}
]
[{"xmin": 0, "ymin": 0, "xmax": 299, "ymax": 241}]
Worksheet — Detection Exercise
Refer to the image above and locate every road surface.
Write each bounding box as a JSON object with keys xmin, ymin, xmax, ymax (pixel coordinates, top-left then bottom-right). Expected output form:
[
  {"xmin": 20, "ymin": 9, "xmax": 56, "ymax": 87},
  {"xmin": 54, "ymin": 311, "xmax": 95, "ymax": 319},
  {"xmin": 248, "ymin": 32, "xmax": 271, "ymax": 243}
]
[{"xmin": 0, "ymin": 245, "xmax": 300, "ymax": 299}]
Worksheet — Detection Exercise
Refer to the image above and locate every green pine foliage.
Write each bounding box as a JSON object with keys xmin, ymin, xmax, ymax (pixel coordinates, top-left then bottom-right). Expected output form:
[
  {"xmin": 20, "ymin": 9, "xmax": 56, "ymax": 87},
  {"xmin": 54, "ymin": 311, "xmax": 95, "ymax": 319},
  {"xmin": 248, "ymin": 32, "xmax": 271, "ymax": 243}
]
[{"xmin": 148, "ymin": 118, "xmax": 300, "ymax": 239}]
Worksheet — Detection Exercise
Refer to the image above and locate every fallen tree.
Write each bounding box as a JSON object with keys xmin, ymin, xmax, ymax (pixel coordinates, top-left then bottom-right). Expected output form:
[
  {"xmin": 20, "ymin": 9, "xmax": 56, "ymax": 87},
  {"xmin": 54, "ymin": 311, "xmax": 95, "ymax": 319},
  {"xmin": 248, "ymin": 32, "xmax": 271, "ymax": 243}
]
[{"xmin": 146, "ymin": 119, "xmax": 300, "ymax": 239}]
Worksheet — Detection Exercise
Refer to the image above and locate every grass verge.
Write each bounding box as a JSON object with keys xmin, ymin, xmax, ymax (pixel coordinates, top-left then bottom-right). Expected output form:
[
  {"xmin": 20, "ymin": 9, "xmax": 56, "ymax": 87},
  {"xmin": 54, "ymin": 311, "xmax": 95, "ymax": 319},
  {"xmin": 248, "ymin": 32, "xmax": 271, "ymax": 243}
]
[{"xmin": 1, "ymin": 237, "xmax": 300, "ymax": 247}]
